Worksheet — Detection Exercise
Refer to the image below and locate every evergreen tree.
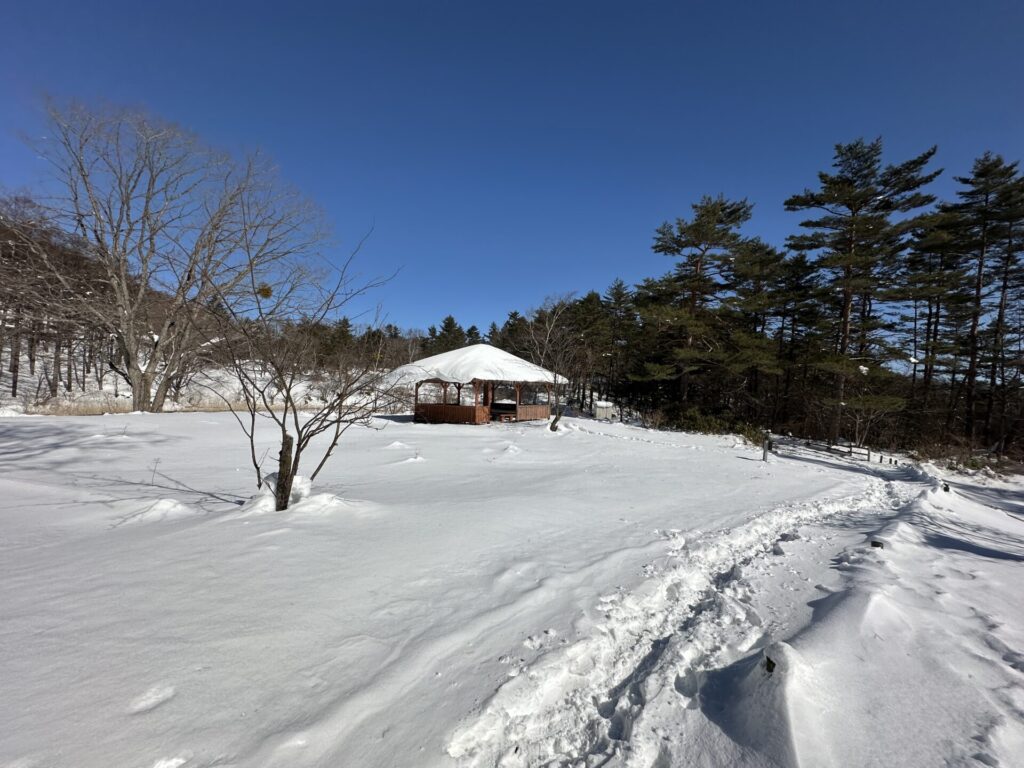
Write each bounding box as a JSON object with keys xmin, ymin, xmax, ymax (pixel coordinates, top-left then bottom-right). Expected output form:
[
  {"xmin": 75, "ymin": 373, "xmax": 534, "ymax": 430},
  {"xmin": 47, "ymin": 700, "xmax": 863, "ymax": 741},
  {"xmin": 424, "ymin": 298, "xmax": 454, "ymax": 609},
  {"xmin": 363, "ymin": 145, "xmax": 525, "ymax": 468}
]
[
  {"xmin": 645, "ymin": 195, "xmax": 753, "ymax": 412},
  {"xmin": 942, "ymin": 153, "xmax": 1021, "ymax": 442},
  {"xmin": 432, "ymin": 315, "xmax": 467, "ymax": 354},
  {"xmin": 785, "ymin": 138, "xmax": 939, "ymax": 441},
  {"xmin": 485, "ymin": 322, "xmax": 501, "ymax": 345},
  {"xmin": 496, "ymin": 311, "xmax": 530, "ymax": 354}
]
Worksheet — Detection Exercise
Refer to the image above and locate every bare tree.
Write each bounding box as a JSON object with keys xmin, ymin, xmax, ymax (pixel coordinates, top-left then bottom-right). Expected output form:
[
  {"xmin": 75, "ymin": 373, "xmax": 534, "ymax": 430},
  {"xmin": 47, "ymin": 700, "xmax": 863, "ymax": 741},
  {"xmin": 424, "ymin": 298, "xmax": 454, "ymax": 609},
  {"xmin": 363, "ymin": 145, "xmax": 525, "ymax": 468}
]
[
  {"xmin": 522, "ymin": 294, "xmax": 578, "ymax": 431},
  {"xmin": 200, "ymin": 231, "xmax": 396, "ymax": 511},
  {"xmin": 16, "ymin": 100, "xmax": 315, "ymax": 411},
  {"xmin": 0, "ymin": 196, "xmax": 108, "ymax": 400}
]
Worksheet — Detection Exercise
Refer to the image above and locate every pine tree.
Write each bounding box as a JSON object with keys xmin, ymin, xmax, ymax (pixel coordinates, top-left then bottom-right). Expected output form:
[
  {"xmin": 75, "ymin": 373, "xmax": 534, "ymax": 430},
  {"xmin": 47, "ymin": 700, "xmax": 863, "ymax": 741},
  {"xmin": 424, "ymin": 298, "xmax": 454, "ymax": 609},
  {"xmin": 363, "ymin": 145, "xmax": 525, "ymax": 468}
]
[
  {"xmin": 719, "ymin": 238, "xmax": 787, "ymax": 422},
  {"xmin": 983, "ymin": 165, "xmax": 1024, "ymax": 448},
  {"xmin": 785, "ymin": 138, "xmax": 939, "ymax": 441},
  {"xmin": 895, "ymin": 211, "xmax": 968, "ymax": 443},
  {"xmin": 942, "ymin": 153, "xmax": 1021, "ymax": 443},
  {"xmin": 646, "ymin": 195, "xmax": 753, "ymax": 411},
  {"xmin": 431, "ymin": 315, "xmax": 467, "ymax": 354},
  {"xmin": 496, "ymin": 311, "xmax": 530, "ymax": 354}
]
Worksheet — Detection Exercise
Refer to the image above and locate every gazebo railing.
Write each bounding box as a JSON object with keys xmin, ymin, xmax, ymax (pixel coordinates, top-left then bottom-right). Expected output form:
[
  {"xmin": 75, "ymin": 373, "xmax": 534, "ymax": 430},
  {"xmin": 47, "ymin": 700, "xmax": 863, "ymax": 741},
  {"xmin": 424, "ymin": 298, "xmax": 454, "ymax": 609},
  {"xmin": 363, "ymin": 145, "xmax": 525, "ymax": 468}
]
[
  {"xmin": 414, "ymin": 403, "xmax": 490, "ymax": 424},
  {"xmin": 414, "ymin": 402, "xmax": 550, "ymax": 424}
]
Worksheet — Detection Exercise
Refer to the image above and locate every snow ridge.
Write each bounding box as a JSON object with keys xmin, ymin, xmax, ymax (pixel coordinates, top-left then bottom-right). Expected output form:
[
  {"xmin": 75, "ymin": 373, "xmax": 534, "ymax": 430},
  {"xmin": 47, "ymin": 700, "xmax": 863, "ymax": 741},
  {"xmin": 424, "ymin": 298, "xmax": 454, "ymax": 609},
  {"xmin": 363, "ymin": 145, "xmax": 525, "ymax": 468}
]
[{"xmin": 447, "ymin": 478, "xmax": 906, "ymax": 766}]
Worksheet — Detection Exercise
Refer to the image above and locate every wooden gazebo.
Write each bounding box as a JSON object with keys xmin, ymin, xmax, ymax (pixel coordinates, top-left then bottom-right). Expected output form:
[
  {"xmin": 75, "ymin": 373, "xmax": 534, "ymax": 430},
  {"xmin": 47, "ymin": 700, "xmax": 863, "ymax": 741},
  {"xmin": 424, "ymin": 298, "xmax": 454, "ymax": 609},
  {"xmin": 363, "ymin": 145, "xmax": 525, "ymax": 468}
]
[{"xmin": 388, "ymin": 344, "xmax": 567, "ymax": 425}]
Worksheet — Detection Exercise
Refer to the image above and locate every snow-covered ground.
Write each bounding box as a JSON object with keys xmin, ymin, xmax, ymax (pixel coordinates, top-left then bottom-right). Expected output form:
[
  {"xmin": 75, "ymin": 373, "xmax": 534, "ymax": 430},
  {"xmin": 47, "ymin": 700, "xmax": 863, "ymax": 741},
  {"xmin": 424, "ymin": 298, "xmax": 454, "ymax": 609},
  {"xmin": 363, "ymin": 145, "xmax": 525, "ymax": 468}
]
[{"xmin": 0, "ymin": 414, "xmax": 1022, "ymax": 767}]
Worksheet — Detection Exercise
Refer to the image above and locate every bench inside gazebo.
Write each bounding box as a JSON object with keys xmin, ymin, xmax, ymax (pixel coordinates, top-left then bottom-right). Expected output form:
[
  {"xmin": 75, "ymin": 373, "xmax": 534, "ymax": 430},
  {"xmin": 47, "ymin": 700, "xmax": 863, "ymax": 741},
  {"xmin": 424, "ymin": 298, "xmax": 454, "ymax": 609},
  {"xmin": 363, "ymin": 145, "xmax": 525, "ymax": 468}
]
[{"xmin": 389, "ymin": 344, "xmax": 566, "ymax": 425}]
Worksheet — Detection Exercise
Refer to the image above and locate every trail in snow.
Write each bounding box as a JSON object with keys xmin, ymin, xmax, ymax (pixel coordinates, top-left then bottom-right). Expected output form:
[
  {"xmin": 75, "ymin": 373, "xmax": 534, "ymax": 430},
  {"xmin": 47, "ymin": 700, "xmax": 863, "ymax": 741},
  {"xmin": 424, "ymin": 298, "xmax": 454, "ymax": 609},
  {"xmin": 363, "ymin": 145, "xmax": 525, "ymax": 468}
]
[
  {"xmin": 447, "ymin": 474, "xmax": 915, "ymax": 766},
  {"xmin": 448, "ymin": 463, "xmax": 1024, "ymax": 768}
]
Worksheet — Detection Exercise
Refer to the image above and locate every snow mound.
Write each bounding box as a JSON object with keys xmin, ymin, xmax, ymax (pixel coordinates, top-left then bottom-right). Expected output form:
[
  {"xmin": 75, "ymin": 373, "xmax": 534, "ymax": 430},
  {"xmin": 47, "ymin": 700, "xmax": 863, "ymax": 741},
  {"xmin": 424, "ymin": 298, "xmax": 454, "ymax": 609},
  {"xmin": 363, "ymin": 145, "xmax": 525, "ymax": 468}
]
[
  {"xmin": 113, "ymin": 499, "xmax": 200, "ymax": 526},
  {"xmin": 384, "ymin": 441, "xmax": 412, "ymax": 450},
  {"xmin": 288, "ymin": 493, "xmax": 357, "ymax": 517},
  {"xmin": 261, "ymin": 473, "xmax": 312, "ymax": 504},
  {"xmin": 697, "ymin": 641, "xmax": 819, "ymax": 767}
]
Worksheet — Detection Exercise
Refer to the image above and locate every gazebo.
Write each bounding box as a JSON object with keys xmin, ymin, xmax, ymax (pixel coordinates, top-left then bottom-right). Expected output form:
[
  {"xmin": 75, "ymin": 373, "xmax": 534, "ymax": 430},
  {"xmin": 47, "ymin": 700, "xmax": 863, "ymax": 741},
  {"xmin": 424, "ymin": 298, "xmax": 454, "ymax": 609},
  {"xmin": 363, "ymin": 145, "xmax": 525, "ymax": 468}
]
[{"xmin": 389, "ymin": 344, "xmax": 567, "ymax": 425}]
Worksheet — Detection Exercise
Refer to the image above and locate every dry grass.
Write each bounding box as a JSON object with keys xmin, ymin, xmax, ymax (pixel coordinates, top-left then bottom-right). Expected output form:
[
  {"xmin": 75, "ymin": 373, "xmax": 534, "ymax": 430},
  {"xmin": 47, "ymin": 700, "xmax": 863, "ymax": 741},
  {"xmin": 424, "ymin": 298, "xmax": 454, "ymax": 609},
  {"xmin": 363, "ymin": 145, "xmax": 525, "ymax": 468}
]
[
  {"xmin": 27, "ymin": 400, "xmax": 135, "ymax": 416},
  {"xmin": 24, "ymin": 399, "xmax": 257, "ymax": 416}
]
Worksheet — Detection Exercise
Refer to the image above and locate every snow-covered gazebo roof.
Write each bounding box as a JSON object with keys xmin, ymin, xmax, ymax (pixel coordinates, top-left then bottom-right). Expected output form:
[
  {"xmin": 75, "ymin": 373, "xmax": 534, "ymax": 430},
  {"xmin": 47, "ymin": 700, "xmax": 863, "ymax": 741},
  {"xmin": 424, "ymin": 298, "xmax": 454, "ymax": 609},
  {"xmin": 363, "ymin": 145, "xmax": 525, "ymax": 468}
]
[{"xmin": 389, "ymin": 344, "xmax": 567, "ymax": 386}]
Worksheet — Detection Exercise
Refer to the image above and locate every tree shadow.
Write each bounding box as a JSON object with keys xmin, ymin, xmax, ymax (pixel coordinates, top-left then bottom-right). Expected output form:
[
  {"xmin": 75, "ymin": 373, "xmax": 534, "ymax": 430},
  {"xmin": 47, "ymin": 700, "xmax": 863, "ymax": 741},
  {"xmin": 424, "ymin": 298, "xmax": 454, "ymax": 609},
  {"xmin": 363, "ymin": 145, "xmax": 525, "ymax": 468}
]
[
  {"xmin": 771, "ymin": 445, "xmax": 901, "ymax": 480},
  {"xmin": 0, "ymin": 419, "xmax": 176, "ymax": 473},
  {"xmin": 949, "ymin": 481, "xmax": 1024, "ymax": 521},
  {"xmin": 70, "ymin": 469, "xmax": 248, "ymax": 513},
  {"xmin": 696, "ymin": 652, "xmax": 796, "ymax": 767},
  {"xmin": 919, "ymin": 531, "xmax": 1024, "ymax": 562}
]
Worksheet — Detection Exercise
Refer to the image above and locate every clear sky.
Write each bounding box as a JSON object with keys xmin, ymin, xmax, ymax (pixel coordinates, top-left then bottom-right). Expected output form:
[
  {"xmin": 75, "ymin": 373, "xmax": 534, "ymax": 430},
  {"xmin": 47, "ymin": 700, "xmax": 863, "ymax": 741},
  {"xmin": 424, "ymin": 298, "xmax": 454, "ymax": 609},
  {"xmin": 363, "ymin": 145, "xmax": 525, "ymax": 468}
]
[{"xmin": 2, "ymin": 1, "xmax": 1022, "ymax": 331}]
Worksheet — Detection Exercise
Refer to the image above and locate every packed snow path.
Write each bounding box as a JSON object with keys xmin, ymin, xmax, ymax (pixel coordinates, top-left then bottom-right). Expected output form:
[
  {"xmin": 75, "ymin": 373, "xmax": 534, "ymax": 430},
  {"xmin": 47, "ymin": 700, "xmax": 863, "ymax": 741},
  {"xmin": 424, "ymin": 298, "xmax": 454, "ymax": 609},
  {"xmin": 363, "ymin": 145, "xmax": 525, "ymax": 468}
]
[{"xmin": 0, "ymin": 414, "xmax": 1021, "ymax": 767}]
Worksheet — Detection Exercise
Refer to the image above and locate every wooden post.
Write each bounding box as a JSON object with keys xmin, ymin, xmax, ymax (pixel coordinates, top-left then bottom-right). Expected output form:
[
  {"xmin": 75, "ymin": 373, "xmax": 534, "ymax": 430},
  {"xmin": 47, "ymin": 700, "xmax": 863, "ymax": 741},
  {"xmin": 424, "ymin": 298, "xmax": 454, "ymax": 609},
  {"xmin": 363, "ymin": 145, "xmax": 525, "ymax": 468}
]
[
  {"xmin": 414, "ymin": 381, "xmax": 420, "ymax": 407},
  {"xmin": 455, "ymin": 383, "xmax": 462, "ymax": 405},
  {"xmin": 442, "ymin": 382, "xmax": 449, "ymax": 404},
  {"xmin": 473, "ymin": 381, "xmax": 480, "ymax": 406}
]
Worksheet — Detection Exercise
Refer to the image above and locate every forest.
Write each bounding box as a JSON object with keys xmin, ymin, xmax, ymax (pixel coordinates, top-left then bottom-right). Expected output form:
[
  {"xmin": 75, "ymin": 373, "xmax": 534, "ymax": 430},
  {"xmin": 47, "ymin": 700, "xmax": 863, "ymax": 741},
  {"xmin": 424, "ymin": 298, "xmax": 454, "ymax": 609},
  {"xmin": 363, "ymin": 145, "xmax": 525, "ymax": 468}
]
[{"xmin": 3, "ymin": 104, "xmax": 1023, "ymax": 459}]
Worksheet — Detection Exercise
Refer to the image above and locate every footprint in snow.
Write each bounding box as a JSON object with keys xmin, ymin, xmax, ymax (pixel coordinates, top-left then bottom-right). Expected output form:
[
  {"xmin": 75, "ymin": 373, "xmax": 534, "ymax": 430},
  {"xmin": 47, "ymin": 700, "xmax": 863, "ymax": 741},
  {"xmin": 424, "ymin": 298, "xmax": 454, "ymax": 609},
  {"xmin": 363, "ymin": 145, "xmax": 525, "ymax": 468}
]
[
  {"xmin": 523, "ymin": 628, "xmax": 559, "ymax": 650},
  {"xmin": 128, "ymin": 685, "xmax": 176, "ymax": 714}
]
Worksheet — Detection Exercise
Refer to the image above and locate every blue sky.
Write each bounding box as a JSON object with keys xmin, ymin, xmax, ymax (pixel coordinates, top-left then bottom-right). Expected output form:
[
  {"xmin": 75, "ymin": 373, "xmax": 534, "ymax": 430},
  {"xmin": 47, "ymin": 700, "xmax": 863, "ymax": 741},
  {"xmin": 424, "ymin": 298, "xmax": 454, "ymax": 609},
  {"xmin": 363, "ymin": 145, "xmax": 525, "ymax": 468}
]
[{"xmin": 2, "ymin": 1, "xmax": 1022, "ymax": 331}]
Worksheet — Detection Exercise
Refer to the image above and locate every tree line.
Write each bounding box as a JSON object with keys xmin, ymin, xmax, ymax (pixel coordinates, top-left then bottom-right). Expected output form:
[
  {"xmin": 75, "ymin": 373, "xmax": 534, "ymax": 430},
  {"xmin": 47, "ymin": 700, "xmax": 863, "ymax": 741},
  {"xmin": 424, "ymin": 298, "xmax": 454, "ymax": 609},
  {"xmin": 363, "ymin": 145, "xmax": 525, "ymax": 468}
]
[
  {"xmin": 416, "ymin": 140, "xmax": 1024, "ymax": 457},
  {"xmin": 3, "ymin": 102, "xmax": 1022, "ymax": 459}
]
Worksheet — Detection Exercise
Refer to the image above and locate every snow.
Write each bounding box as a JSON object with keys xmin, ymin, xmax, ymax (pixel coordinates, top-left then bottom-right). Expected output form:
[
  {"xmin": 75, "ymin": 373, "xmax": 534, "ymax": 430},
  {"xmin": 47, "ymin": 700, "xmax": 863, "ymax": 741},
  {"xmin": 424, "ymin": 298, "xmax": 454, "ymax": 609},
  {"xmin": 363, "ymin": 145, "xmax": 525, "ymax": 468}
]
[
  {"xmin": 0, "ymin": 414, "xmax": 1022, "ymax": 767},
  {"xmin": 388, "ymin": 343, "xmax": 568, "ymax": 386}
]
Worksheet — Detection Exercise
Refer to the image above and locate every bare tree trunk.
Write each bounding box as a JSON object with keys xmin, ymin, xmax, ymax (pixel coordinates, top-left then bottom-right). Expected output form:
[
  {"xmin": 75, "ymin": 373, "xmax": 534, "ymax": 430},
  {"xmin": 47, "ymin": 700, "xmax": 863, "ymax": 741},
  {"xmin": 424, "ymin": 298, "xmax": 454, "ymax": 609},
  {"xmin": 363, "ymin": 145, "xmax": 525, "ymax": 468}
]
[
  {"xmin": 0, "ymin": 308, "xmax": 6, "ymax": 393},
  {"xmin": 549, "ymin": 384, "xmax": 565, "ymax": 431},
  {"xmin": 130, "ymin": 370, "xmax": 154, "ymax": 412},
  {"xmin": 10, "ymin": 311, "xmax": 21, "ymax": 397},
  {"xmin": 79, "ymin": 344, "xmax": 88, "ymax": 391},
  {"xmin": 50, "ymin": 336, "xmax": 61, "ymax": 399},
  {"xmin": 275, "ymin": 433, "xmax": 295, "ymax": 512},
  {"xmin": 65, "ymin": 337, "xmax": 74, "ymax": 392},
  {"xmin": 27, "ymin": 325, "xmax": 37, "ymax": 376},
  {"xmin": 151, "ymin": 375, "xmax": 174, "ymax": 412}
]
